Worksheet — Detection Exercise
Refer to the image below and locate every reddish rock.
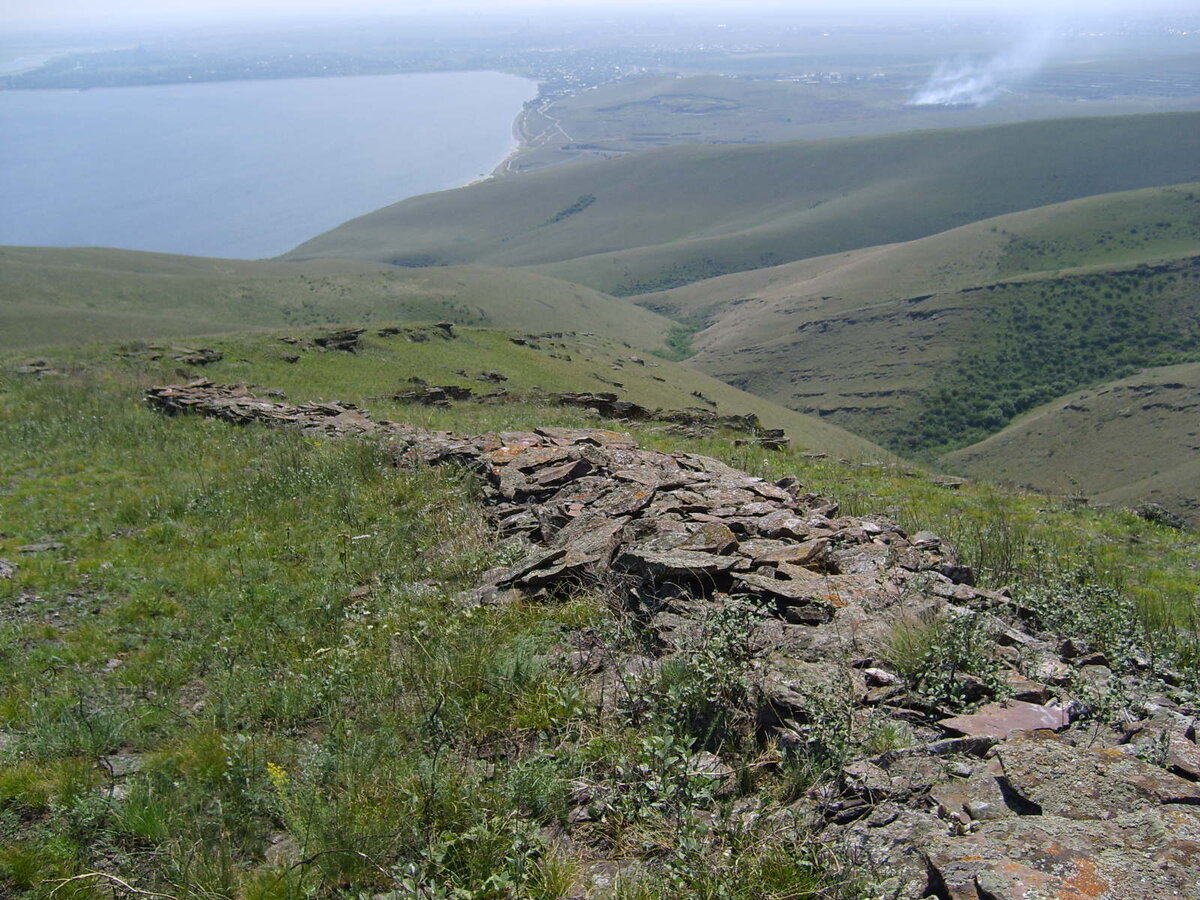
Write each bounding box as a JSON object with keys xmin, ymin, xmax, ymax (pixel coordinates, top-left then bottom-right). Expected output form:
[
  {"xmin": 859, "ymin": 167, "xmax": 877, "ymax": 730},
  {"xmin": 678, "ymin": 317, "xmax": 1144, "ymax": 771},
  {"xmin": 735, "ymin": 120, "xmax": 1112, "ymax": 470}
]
[{"xmin": 939, "ymin": 700, "xmax": 1071, "ymax": 740}]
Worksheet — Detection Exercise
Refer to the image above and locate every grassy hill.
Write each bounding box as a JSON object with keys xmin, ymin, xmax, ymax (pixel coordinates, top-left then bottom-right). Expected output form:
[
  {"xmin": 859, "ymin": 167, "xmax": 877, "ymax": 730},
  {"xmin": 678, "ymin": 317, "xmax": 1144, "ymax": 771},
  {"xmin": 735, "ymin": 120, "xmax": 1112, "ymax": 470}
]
[
  {"xmin": 286, "ymin": 113, "xmax": 1200, "ymax": 296},
  {"xmin": 0, "ymin": 247, "xmax": 673, "ymax": 352},
  {"xmin": 944, "ymin": 362, "xmax": 1200, "ymax": 528},
  {"xmin": 3, "ymin": 323, "xmax": 1199, "ymax": 898},
  {"xmin": 633, "ymin": 184, "xmax": 1200, "ymax": 456}
]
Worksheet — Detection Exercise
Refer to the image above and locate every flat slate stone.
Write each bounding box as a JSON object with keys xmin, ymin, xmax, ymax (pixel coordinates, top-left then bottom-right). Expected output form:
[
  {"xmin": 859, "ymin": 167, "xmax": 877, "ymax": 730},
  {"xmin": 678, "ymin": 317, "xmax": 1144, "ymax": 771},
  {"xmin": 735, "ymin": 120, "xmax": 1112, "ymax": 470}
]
[
  {"xmin": 497, "ymin": 547, "xmax": 568, "ymax": 587},
  {"xmin": 750, "ymin": 538, "xmax": 829, "ymax": 567},
  {"xmin": 614, "ymin": 548, "xmax": 737, "ymax": 579},
  {"xmin": 735, "ymin": 572, "xmax": 831, "ymax": 605},
  {"xmin": 18, "ymin": 540, "xmax": 65, "ymax": 554},
  {"xmin": 938, "ymin": 700, "xmax": 1070, "ymax": 740},
  {"xmin": 533, "ymin": 457, "xmax": 594, "ymax": 486},
  {"xmin": 677, "ymin": 522, "xmax": 738, "ymax": 555}
]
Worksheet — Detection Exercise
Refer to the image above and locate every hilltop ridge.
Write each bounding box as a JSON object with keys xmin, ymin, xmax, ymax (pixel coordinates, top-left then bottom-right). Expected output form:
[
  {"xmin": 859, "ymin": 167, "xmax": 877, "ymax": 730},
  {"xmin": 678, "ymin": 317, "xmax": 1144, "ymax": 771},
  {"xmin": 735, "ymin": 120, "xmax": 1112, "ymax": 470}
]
[
  {"xmin": 4, "ymin": 321, "xmax": 1199, "ymax": 898},
  {"xmin": 141, "ymin": 378, "xmax": 1200, "ymax": 899}
]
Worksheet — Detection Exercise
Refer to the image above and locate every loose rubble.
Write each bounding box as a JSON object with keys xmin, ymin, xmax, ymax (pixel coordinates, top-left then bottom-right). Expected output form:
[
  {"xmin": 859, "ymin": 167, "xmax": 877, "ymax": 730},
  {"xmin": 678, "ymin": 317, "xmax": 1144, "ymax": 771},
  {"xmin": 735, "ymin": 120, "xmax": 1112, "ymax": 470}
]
[{"xmin": 144, "ymin": 382, "xmax": 1200, "ymax": 899}]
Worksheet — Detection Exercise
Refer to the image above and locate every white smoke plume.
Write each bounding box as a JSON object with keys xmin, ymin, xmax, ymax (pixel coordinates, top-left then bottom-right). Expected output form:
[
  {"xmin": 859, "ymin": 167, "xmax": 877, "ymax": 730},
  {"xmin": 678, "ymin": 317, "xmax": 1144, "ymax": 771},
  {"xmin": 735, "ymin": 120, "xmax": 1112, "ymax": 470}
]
[{"xmin": 910, "ymin": 25, "xmax": 1058, "ymax": 107}]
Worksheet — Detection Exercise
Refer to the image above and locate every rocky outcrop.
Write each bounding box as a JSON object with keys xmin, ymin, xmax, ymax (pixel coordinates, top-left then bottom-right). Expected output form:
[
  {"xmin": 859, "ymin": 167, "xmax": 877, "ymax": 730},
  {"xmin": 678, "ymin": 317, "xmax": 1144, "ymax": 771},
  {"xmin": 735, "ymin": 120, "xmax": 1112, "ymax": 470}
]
[
  {"xmin": 144, "ymin": 382, "xmax": 1199, "ymax": 898},
  {"xmin": 145, "ymin": 381, "xmax": 378, "ymax": 435},
  {"xmin": 394, "ymin": 384, "xmax": 477, "ymax": 406},
  {"xmin": 314, "ymin": 328, "xmax": 365, "ymax": 352},
  {"xmin": 171, "ymin": 347, "xmax": 223, "ymax": 366}
]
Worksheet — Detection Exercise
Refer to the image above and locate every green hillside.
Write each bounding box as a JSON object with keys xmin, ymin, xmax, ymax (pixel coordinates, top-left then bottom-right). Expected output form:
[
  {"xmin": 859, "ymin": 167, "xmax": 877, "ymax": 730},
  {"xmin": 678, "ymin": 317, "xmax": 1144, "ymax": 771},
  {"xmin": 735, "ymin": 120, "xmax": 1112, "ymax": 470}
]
[
  {"xmin": 8, "ymin": 324, "xmax": 891, "ymax": 462},
  {"xmin": 4, "ymin": 321, "xmax": 1200, "ymax": 899},
  {"xmin": 638, "ymin": 182, "xmax": 1200, "ymax": 322},
  {"xmin": 945, "ymin": 363, "xmax": 1200, "ymax": 528},
  {"xmin": 0, "ymin": 247, "xmax": 672, "ymax": 352},
  {"xmin": 632, "ymin": 184, "xmax": 1200, "ymax": 455},
  {"xmin": 286, "ymin": 113, "xmax": 1200, "ymax": 296}
]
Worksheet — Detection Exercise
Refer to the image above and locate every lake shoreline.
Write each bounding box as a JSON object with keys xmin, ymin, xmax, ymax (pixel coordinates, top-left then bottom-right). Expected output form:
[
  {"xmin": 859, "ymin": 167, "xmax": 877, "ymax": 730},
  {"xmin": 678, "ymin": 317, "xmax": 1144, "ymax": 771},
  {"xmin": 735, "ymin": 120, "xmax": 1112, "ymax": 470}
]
[{"xmin": 0, "ymin": 71, "xmax": 537, "ymax": 259}]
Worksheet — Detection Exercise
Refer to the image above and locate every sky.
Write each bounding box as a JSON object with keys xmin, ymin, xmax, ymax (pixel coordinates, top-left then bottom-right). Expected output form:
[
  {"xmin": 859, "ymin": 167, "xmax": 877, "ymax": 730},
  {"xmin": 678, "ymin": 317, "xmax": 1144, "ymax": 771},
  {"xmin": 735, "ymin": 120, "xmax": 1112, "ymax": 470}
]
[{"xmin": 2, "ymin": 0, "xmax": 1197, "ymax": 29}]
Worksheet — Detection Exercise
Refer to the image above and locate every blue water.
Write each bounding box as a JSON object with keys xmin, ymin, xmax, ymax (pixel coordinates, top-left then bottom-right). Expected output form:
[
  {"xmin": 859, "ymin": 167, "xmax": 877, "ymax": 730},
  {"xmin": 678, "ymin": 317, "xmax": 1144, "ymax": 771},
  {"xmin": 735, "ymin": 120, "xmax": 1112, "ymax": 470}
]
[{"xmin": 0, "ymin": 71, "xmax": 536, "ymax": 258}]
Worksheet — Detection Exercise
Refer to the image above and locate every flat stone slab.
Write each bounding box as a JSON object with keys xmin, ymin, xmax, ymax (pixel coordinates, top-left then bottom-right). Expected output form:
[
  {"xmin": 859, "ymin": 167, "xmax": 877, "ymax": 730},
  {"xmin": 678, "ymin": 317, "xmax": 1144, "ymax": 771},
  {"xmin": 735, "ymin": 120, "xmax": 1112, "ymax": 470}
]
[
  {"xmin": 996, "ymin": 732, "xmax": 1200, "ymax": 818},
  {"xmin": 925, "ymin": 807, "xmax": 1200, "ymax": 900},
  {"xmin": 939, "ymin": 700, "xmax": 1070, "ymax": 740},
  {"xmin": 748, "ymin": 538, "xmax": 829, "ymax": 567},
  {"xmin": 18, "ymin": 540, "xmax": 65, "ymax": 553},
  {"xmin": 735, "ymin": 571, "xmax": 832, "ymax": 605},
  {"xmin": 614, "ymin": 548, "xmax": 737, "ymax": 580}
]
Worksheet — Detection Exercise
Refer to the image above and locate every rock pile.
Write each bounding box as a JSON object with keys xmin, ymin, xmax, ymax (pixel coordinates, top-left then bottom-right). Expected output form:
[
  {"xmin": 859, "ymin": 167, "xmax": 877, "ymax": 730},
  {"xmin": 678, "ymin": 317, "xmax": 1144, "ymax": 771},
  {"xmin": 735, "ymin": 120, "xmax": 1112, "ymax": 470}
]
[
  {"xmin": 554, "ymin": 391, "xmax": 656, "ymax": 421},
  {"xmin": 145, "ymin": 382, "xmax": 1199, "ymax": 899},
  {"xmin": 556, "ymin": 393, "xmax": 775, "ymax": 442}
]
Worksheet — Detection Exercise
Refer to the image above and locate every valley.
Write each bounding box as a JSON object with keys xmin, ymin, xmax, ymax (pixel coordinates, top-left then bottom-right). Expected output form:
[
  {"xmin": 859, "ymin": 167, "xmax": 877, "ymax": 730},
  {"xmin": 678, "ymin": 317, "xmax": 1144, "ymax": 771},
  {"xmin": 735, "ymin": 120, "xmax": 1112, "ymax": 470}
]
[{"xmin": 636, "ymin": 184, "xmax": 1200, "ymax": 451}]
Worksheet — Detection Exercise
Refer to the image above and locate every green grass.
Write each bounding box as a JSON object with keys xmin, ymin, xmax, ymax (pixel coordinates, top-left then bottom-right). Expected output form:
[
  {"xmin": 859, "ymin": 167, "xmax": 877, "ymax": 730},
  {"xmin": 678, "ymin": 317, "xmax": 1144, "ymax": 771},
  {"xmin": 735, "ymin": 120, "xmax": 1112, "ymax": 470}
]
[
  {"xmin": 0, "ymin": 249, "xmax": 673, "ymax": 353},
  {"xmin": 0, "ymin": 372, "xmax": 586, "ymax": 897},
  {"xmin": 1, "ymin": 332, "xmax": 1197, "ymax": 898},
  {"xmin": 24, "ymin": 325, "xmax": 890, "ymax": 461},
  {"xmin": 287, "ymin": 113, "xmax": 1200, "ymax": 297},
  {"xmin": 636, "ymin": 182, "xmax": 1200, "ymax": 325},
  {"xmin": 650, "ymin": 324, "xmax": 700, "ymax": 362}
]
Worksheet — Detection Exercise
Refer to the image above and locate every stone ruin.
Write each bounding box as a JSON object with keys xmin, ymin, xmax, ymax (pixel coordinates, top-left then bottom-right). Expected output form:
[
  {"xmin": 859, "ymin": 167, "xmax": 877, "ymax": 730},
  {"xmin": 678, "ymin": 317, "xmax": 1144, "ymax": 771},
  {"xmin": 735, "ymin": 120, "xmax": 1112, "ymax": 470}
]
[{"xmin": 144, "ymin": 381, "xmax": 1200, "ymax": 899}]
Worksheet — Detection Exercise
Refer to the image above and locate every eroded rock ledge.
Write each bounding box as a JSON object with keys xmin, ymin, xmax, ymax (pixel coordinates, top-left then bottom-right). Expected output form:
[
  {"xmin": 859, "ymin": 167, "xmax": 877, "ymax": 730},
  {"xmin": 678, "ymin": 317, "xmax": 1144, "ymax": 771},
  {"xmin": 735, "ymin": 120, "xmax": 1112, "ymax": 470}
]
[{"xmin": 145, "ymin": 381, "xmax": 1200, "ymax": 900}]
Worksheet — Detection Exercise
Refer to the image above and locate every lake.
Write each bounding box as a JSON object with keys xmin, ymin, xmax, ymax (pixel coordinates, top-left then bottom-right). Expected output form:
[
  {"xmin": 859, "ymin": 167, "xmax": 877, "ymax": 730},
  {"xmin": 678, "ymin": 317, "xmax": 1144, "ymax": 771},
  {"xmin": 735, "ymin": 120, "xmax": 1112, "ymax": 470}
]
[{"xmin": 0, "ymin": 71, "xmax": 536, "ymax": 258}]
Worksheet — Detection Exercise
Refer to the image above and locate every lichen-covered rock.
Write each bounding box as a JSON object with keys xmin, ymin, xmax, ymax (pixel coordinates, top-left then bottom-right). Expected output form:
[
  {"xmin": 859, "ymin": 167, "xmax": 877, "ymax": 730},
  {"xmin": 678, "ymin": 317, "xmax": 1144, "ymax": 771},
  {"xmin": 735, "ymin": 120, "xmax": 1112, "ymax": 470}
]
[{"xmin": 995, "ymin": 732, "xmax": 1200, "ymax": 817}]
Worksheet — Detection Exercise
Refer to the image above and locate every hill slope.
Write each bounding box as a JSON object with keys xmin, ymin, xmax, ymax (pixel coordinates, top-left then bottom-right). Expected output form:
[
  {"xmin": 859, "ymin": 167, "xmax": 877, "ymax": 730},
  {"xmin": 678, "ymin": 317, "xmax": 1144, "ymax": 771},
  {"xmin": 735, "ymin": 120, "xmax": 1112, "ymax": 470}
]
[
  {"xmin": 4, "ymin": 318, "xmax": 1200, "ymax": 899},
  {"xmin": 10, "ymin": 324, "xmax": 892, "ymax": 462},
  {"xmin": 286, "ymin": 113, "xmax": 1200, "ymax": 296},
  {"xmin": 633, "ymin": 184, "xmax": 1200, "ymax": 453},
  {"xmin": 0, "ymin": 247, "xmax": 673, "ymax": 352},
  {"xmin": 944, "ymin": 363, "xmax": 1200, "ymax": 527}
]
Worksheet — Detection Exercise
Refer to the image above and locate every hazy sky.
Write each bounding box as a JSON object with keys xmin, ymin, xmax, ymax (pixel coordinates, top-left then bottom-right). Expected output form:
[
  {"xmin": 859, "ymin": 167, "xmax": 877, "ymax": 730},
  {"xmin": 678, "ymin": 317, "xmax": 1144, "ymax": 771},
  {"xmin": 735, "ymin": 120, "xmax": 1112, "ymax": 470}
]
[{"xmin": 3, "ymin": 0, "xmax": 1196, "ymax": 29}]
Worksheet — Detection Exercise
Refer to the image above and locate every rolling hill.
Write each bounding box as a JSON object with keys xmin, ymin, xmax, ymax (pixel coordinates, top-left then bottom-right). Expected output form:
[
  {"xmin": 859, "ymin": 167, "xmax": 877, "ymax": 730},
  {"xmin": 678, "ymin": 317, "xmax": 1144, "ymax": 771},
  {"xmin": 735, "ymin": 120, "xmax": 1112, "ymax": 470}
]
[
  {"xmin": 944, "ymin": 363, "xmax": 1200, "ymax": 528},
  {"xmin": 286, "ymin": 113, "xmax": 1200, "ymax": 296},
  {"xmin": 632, "ymin": 184, "xmax": 1200, "ymax": 455},
  {"xmin": 0, "ymin": 247, "xmax": 672, "ymax": 352}
]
